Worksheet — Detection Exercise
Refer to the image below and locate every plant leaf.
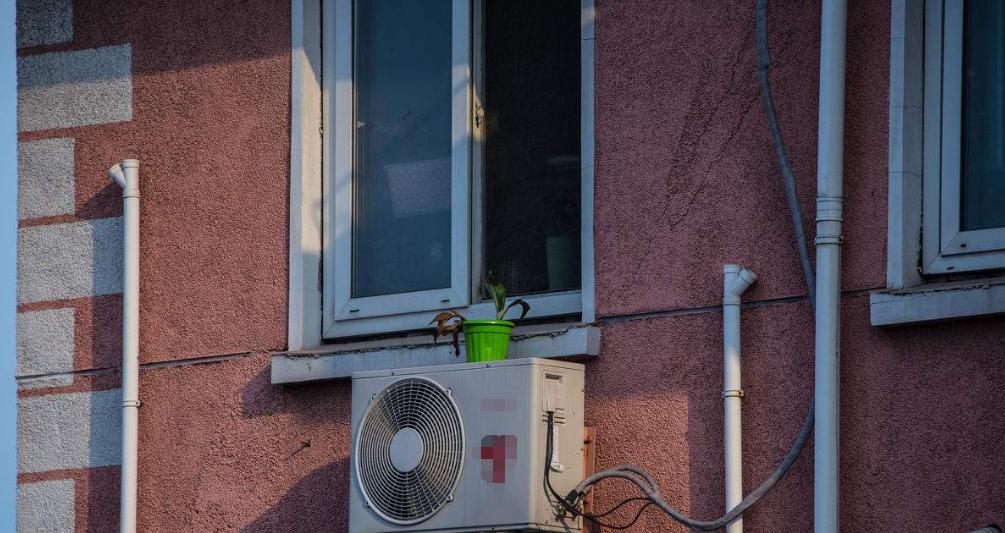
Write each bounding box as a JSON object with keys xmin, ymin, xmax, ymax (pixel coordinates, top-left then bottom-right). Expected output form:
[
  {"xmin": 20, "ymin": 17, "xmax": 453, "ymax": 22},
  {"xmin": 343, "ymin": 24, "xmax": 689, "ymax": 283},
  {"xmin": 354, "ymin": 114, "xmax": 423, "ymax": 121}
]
[
  {"xmin": 501, "ymin": 298, "xmax": 531, "ymax": 321},
  {"xmin": 484, "ymin": 273, "xmax": 506, "ymax": 316},
  {"xmin": 430, "ymin": 310, "xmax": 464, "ymax": 324},
  {"xmin": 450, "ymin": 329, "xmax": 460, "ymax": 356},
  {"xmin": 430, "ymin": 310, "xmax": 465, "ymax": 356}
]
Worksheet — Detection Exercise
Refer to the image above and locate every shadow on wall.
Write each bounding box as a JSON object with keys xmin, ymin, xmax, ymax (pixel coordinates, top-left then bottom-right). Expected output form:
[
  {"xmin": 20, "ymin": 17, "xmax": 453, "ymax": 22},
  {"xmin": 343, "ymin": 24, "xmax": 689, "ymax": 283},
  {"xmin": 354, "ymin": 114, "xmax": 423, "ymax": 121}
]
[
  {"xmin": 239, "ymin": 361, "xmax": 353, "ymax": 419},
  {"xmin": 237, "ymin": 366, "xmax": 355, "ymax": 531},
  {"xmin": 241, "ymin": 458, "xmax": 350, "ymax": 533},
  {"xmin": 88, "ymin": 180, "xmax": 124, "ymax": 369},
  {"xmin": 85, "ymin": 466, "xmax": 120, "ymax": 532},
  {"xmin": 79, "ymin": 181, "xmax": 121, "ymax": 245},
  {"xmin": 240, "ymin": 365, "xmax": 286, "ymax": 419}
]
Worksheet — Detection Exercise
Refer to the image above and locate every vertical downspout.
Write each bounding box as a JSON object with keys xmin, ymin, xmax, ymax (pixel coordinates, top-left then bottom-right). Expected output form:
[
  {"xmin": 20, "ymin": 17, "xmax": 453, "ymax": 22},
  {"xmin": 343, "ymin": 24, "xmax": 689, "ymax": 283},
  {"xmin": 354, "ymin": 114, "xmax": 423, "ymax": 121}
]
[
  {"xmin": 108, "ymin": 160, "xmax": 140, "ymax": 533},
  {"xmin": 723, "ymin": 265, "xmax": 757, "ymax": 533},
  {"xmin": 813, "ymin": 1, "xmax": 847, "ymax": 532}
]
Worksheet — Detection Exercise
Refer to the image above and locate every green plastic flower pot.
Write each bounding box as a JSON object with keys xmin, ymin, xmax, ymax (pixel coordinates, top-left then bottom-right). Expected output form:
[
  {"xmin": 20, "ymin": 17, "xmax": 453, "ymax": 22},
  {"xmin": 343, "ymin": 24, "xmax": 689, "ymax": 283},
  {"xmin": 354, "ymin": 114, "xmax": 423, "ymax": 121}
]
[{"xmin": 462, "ymin": 320, "xmax": 514, "ymax": 362}]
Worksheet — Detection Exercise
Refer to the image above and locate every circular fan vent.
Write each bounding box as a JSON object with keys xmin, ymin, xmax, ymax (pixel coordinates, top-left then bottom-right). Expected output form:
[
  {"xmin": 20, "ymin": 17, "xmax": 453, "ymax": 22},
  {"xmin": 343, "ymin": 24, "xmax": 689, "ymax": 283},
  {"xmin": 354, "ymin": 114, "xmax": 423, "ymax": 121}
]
[{"xmin": 355, "ymin": 377, "xmax": 465, "ymax": 525}]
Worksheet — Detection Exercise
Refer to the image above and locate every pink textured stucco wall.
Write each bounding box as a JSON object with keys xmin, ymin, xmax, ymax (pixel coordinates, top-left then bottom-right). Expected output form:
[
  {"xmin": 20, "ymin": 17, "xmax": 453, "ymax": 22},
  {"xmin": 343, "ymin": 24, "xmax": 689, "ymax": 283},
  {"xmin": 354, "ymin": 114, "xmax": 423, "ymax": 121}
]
[
  {"xmin": 586, "ymin": 0, "xmax": 1004, "ymax": 531},
  {"xmin": 594, "ymin": 0, "xmax": 888, "ymax": 317},
  {"xmin": 17, "ymin": 0, "xmax": 293, "ymax": 530},
  {"xmin": 20, "ymin": 0, "xmax": 291, "ymax": 367},
  {"xmin": 137, "ymin": 357, "xmax": 351, "ymax": 532},
  {"xmin": 587, "ymin": 298, "xmax": 1005, "ymax": 531},
  {"xmin": 25, "ymin": 0, "xmax": 1004, "ymax": 531}
]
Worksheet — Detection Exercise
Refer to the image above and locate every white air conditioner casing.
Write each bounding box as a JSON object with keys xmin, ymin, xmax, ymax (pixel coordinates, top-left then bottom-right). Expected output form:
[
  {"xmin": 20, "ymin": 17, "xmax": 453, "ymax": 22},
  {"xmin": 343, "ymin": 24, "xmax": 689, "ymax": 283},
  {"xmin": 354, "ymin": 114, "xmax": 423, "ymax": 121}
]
[{"xmin": 349, "ymin": 358, "xmax": 584, "ymax": 533}]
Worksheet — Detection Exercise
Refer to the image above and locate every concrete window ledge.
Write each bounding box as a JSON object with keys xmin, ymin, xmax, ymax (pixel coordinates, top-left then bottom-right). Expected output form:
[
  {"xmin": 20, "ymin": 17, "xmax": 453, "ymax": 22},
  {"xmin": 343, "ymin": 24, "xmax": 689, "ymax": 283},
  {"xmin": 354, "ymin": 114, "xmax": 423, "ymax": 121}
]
[
  {"xmin": 271, "ymin": 323, "xmax": 600, "ymax": 385},
  {"xmin": 870, "ymin": 277, "xmax": 1005, "ymax": 326}
]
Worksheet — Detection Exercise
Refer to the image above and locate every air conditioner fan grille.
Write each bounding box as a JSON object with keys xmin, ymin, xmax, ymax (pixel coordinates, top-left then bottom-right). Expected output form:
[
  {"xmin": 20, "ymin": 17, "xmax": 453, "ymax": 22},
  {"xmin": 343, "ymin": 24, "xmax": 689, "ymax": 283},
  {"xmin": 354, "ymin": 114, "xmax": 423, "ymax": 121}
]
[{"xmin": 355, "ymin": 377, "xmax": 464, "ymax": 525}]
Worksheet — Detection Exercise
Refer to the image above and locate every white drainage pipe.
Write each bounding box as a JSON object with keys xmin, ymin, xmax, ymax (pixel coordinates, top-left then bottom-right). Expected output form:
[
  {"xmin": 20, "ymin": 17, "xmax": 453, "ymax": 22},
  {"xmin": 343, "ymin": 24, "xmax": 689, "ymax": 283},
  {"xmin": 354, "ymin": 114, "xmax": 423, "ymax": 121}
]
[
  {"xmin": 108, "ymin": 160, "xmax": 140, "ymax": 533},
  {"xmin": 813, "ymin": 0, "xmax": 847, "ymax": 531},
  {"xmin": 723, "ymin": 265, "xmax": 757, "ymax": 533}
]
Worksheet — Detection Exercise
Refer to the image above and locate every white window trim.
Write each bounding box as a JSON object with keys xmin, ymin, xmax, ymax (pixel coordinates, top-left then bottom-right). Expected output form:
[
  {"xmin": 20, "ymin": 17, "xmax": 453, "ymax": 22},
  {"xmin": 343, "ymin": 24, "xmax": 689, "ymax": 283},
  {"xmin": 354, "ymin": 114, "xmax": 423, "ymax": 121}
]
[
  {"xmin": 288, "ymin": 0, "xmax": 596, "ymax": 348},
  {"xmin": 288, "ymin": 0, "xmax": 324, "ymax": 350},
  {"xmin": 922, "ymin": 0, "xmax": 1005, "ymax": 273},
  {"xmin": 875, "ymin": 0, "xmax": 1005, "ymax": 325},
  {"xmin": 273, "ymin": 323, "xmax": 601, "ymax": 384}
]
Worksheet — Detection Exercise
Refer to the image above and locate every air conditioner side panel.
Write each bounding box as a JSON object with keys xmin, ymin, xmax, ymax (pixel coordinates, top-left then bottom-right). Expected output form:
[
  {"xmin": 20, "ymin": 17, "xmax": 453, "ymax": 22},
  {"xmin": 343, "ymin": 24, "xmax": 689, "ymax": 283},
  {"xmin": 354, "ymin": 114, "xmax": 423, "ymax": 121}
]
[{"xmin": 530, "ymin": 363, "xmax": 585, "ymax": 529}]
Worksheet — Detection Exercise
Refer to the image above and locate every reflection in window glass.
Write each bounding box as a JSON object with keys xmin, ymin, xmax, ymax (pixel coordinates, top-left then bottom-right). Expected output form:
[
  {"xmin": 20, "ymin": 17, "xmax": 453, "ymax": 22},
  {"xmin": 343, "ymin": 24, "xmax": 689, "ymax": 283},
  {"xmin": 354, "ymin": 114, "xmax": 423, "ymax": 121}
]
[
  {"xmin": 961, "ymin": 0, "xmax": 1005, "ymax": 230},
  {"xmin": 352, "ymin": 0, "xmax": 453, "ymax": 298},
  {"xmin": 483, "ymin": 0, "xmax": 581, "ymax": 296}
]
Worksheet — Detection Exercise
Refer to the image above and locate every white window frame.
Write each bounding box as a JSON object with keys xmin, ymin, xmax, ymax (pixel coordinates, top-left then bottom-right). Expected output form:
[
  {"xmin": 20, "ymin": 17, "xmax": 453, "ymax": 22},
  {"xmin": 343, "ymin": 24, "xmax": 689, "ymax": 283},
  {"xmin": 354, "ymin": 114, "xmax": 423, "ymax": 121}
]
[
  {"xmin": 875, "ymin": 0, "xmax": 1005, "ymax": 326},
  {"xmin": 288, "ymin": 0, "xmax": 596, "ymax": 347},
  {"xmin": 325, "ymin": 0, "xmax": 472, "ymax": 324},
  {"xmin": 921, "ymin": 0, "xmax": 1005, "ymax": 274}
]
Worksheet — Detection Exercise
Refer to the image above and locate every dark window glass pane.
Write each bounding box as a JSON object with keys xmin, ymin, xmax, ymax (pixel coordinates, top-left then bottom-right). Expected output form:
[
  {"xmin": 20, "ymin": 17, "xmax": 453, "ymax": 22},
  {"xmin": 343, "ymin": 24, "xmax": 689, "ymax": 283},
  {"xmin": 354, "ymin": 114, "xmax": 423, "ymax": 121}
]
[
  {"xmin": 352, "ymin": 0, "xmax": 453, "ymax": 298},
  {"xmin": 483, "ymin": 0, "xmax": 581, "ymax": 296},
  {"xmin": 961, "ymin": 0, "xmax": 1005, "ymax": 230}
]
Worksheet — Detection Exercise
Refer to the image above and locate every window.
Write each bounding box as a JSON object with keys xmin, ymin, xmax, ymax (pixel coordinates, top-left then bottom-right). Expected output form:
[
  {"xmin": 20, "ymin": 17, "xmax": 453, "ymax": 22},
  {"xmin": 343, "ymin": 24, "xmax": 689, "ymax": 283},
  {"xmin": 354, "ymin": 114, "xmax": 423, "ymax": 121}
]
[
  {"xmin": 922, "ymin": 0, "xmax": 1005, "ymax": 273},
  {"xmin": 319, "ymin": 0, "xmax": 592, "ymax": 339},
  {"xmin": 873, "ymin": 0, "xmax": 1005, "ymax": 325}
]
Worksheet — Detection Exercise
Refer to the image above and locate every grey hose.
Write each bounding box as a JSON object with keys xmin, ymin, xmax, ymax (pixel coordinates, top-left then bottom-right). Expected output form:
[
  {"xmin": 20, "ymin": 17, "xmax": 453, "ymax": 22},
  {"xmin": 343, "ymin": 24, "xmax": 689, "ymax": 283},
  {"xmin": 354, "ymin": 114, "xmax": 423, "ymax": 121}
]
[
  {"xmin": 756, "ymin": 0, "xmax": 816, "ymax": 304},
  {"xmin": 567, "ymin": 403, "xmax": 814, "ymax": 531},
  {"xmin": 563, "ymin": 0, "xmax": 817, "ymax": 530},
  {"xmin": 575, "ymin": 465, "xmax": 660, "ymax": 494}
]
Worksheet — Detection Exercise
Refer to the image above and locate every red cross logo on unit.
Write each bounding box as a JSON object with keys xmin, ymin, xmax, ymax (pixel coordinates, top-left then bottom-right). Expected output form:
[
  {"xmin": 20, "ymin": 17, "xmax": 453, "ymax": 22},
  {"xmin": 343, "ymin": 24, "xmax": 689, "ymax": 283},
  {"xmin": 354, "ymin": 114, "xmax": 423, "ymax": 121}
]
[{"xmin": 480, "ymin": 435, "xmax": 517, "ymax": 484}]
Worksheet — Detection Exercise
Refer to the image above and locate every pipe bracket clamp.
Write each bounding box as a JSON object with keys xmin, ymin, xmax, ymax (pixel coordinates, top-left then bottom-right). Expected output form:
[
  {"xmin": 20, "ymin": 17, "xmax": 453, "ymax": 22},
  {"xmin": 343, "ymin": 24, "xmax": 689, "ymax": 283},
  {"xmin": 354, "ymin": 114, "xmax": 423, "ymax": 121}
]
[
  {"xmin": 722, "ymin": 389, "xmax": 745, "ymax": 398},
  {"xmin": 814, "ymin": 235, "xmax": 844, "ymax": 245},
  {"xmin": 122, "ymin": 400, "xmax": 142, "ymax": 408}
]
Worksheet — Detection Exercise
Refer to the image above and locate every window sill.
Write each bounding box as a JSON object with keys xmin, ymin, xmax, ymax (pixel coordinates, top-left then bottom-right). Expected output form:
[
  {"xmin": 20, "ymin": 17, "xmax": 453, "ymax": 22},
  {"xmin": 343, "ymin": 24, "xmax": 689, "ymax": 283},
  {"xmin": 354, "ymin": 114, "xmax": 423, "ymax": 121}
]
[
  {"xmin": 869, "ymin": 276, "xmax": 1005, "ymax": 326},
  {"xmin": 270, "ymin": 323, "xmax": 600, "ymax": 385}
]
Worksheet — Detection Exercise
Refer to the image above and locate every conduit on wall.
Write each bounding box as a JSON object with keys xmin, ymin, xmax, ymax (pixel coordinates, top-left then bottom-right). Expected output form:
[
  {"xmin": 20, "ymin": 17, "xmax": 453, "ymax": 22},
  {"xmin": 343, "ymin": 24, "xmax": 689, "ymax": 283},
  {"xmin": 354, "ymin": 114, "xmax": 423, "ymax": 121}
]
[
  {"xmin": 812, "ymin": 0, "xmax": 847, "ymax": 531},
  {"xmin": 108, "ymin": 160, "xmax": 140, "ymax": 533},
  {"xmin": 722, "ymin": 265, "xmax": 757, "ymax": 533}
]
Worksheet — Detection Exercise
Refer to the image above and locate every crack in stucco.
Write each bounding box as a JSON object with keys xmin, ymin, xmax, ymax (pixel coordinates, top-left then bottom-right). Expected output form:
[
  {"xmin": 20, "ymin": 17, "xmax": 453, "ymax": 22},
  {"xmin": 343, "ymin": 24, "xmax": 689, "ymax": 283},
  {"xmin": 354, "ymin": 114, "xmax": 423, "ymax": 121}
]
[
  {"xmin": 630, "ymin": 91, "xmax": 761, "ymax": 289},
  {"xmin": 625, "ymin": 25, "xmax": 763, "ymax": 291},
  {"xmin": 622, "ymin": 20, "xmax": 801, "ymax": 309}
]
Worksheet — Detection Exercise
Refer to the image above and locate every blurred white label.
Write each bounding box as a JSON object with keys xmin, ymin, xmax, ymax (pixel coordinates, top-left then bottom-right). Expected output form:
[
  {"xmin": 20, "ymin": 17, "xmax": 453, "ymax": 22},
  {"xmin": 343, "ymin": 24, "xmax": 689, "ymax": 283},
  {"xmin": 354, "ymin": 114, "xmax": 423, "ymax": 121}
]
[{"xmin": 551, "ymin": 426, "xmax": 564, "ymax": 472}]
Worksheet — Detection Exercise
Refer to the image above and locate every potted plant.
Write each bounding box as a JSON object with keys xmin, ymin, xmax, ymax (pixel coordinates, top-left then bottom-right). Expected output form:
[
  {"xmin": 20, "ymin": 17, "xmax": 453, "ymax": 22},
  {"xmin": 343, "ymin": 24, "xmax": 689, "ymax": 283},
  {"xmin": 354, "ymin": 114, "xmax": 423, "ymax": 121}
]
[{"xmin": 430, "ymin": 275, "xmax": 530, "ymax": 362}]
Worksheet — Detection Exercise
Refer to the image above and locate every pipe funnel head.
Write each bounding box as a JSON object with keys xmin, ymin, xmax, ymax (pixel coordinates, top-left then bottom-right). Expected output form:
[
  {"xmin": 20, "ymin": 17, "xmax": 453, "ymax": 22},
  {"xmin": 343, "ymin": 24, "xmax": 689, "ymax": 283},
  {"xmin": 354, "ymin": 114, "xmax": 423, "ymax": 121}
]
[
  {"xmin": 738, "ymin": 267, "xmax": 757, "ymax": 285},
  {"xmin": 723, "ymin": 264, "xmax": 757, "ymax": 299},
  {"xmin": 107, "ymin": 164, "xmax": 126, "ymax": 188}
]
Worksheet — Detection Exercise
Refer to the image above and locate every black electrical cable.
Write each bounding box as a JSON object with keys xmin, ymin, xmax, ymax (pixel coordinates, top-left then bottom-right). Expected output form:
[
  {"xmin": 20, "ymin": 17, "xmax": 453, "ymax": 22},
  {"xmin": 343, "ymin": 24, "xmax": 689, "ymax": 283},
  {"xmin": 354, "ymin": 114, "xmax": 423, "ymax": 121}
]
[
  {"xmin": 543, "ymin": 412, "xmax": 654, "ymax": 530},
  {"xmin": 590, "ymin": 497, "xmax": 651, "ymax": 519},
  {"xmin": 591, "ymin": 502, "xmax": 655, "ymax": 531},
  {"xmin": 546, "ymin": 1, "xmax": 820, "ymax": 530}
]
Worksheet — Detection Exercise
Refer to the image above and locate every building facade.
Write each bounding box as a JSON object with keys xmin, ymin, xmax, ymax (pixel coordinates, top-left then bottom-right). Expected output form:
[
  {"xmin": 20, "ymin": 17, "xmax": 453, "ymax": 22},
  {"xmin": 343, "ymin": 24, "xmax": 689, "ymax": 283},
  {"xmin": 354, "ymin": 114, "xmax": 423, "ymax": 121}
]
[{"xmin": 13, "ymin": 0, "xmax": 1005, "ymax": 531}]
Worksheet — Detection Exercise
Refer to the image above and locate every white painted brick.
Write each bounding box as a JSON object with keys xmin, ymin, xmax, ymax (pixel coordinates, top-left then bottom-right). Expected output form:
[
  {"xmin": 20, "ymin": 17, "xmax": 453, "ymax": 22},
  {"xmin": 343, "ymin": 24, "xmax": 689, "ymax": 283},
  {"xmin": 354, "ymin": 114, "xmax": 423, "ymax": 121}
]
[
  {"xmin": 16, "ymin": 308, "xmax": 75, "ymax": 389},
  {"xmin": 18, "ymin": 44, "xmax": 132, "ymax": 132},
  {"xmin": 17, "ymin": 479, "xmax": 75, "ymax": 533},
  {"xmin": 17, "ymin": 138, "xmax": 75, "ymax": 220},
  {"xmin": 18, "ymin": 389, "xmax": 122, "ymax": 473},
  {"xmin": 17, "ymin": 217, "xmax": 123, "ymax": 304},
  {"xmin": 16, "ymin": 0, "xmax": 73, "ymax": 48}
]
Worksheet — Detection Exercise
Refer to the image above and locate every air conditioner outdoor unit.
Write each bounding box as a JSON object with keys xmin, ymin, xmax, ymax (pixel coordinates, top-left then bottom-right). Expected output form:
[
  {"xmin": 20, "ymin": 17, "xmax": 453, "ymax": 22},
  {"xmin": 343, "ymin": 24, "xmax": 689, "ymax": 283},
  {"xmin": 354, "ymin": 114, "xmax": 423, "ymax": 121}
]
[{"xmin": 349, "ymin": 358, "xmax": 585, "ymax": 533}]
